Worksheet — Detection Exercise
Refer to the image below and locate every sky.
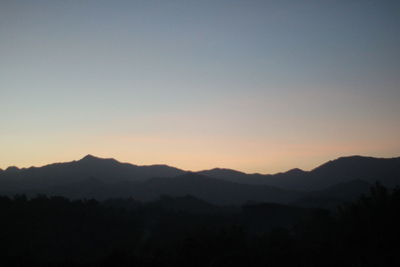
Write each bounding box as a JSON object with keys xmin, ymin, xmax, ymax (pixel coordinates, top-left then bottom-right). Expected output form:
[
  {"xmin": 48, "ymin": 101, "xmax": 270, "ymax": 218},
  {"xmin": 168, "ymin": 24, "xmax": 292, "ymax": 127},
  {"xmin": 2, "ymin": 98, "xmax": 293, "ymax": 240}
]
[{"xmin": 1, "ymin": 0, "xmax": 399, "ymax": 173}]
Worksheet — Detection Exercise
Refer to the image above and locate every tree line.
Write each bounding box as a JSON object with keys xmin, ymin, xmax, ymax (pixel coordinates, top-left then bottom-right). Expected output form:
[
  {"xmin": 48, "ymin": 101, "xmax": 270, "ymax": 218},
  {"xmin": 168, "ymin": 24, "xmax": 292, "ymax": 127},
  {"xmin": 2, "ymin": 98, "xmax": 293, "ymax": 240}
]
[{"xmin": 0, "ymin": 183, "xmax": 399, "ymax": 266}]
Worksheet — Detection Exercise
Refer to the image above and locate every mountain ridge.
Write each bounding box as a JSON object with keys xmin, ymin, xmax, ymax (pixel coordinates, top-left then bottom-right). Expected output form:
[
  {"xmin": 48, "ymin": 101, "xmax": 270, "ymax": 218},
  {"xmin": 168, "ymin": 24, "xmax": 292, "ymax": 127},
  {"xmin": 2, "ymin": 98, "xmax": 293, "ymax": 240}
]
[
  {"xmin": 3, "ymin": 154, "xmax": 399, "ymax": 176},
  {"xmin": 1, "ymin": 154, "xmax": 399, "ymax": 205}
]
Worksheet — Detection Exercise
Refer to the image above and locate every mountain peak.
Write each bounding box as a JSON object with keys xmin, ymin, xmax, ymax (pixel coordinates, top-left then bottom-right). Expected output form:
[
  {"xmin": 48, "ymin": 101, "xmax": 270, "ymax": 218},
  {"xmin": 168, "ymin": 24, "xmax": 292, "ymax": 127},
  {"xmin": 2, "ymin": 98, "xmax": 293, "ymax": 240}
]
[
  {"xmin": 286, "ymin": 168, "xmax": 305, "ymax": 174},
  {"xmin": 198, "ymin": 168, "xmax": 246, "ymax": 177},
  {"xmin": 80, "ymin": 154, "xmax": 100, "ymax": 161},
  {"xmin": 78, "ymin": 154, "xmax": 118, "ymax": 164},
  {"xmin": 5, "ymin": 166, "xmax": 20, "ymax": 172}
]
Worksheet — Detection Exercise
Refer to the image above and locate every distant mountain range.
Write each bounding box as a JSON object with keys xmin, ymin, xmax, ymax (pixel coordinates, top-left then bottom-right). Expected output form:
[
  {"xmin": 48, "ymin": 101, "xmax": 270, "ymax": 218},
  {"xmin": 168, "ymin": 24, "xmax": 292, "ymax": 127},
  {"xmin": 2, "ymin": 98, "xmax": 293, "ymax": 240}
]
[
  {"xmin": 201, "ymin": 156, "xmax": 400, "ymax": 190},
  {"xmin": 1, "ymin": 155, "xmax": 399, "ymax": 206}
]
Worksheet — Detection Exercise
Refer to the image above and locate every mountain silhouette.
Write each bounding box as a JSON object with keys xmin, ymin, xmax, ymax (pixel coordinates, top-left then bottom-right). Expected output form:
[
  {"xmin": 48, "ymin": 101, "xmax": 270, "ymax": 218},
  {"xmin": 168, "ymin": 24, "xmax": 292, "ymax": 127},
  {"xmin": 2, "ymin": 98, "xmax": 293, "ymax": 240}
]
[
  {"xmin": 200, "ymin": 156, "xmax": 400, "ymax": 190},
  {"xmin": 129, "ymin": 173, "xmax": 301, "ymax": 204},
  {"xmin": 0, "ymin": 154, "xmax": 185, "ymax": 192},
  {"xmin": 0, "ymin": 155, "xmax": 399, "ymax": 205},
  {"xmin": 197, "ymin": 167, "xmax": 309, "ymax": 187},
  {"xmin": 27, "ymin": 172, "xmax": 300, "ymax": 205},
  {"xmin": 308, "ymin": 156, "xmax": 400, "ymax": 188}
]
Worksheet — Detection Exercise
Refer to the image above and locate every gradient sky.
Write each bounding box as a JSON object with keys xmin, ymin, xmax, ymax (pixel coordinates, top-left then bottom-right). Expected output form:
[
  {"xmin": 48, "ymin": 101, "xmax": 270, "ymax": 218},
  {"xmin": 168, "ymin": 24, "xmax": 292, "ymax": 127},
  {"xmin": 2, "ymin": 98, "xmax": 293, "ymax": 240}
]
[{"xmin": 1, "ymin": 0, "xmax": 399, "ymax": 173}]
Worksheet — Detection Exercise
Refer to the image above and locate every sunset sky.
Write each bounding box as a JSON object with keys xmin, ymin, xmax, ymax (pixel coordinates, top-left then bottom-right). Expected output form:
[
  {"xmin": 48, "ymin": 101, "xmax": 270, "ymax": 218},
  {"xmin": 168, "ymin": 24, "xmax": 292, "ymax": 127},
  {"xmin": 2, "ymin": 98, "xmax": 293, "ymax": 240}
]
[{"xmin": 1, "ymin": 0, "xmax": 399, "ymax": 173}]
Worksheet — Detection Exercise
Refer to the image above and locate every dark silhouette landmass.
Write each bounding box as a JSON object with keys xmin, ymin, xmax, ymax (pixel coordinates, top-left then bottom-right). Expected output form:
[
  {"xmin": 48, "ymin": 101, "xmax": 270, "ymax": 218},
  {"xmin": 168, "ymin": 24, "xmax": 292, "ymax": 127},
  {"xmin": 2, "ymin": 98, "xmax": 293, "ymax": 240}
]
[
  {"xmin": 0, "ymin": 155, "xmax": 400, "ymax": 266},
  {"xmin": 0, "ymin": 183, "xmax": 399, "ymax": 266},
  {"xmin": 199, "ymin": 156, "xmax": 400, "ymax": 190},
  {"xmin": 1, "ymin": 155, "xmax": 399, "ymax": 206}
]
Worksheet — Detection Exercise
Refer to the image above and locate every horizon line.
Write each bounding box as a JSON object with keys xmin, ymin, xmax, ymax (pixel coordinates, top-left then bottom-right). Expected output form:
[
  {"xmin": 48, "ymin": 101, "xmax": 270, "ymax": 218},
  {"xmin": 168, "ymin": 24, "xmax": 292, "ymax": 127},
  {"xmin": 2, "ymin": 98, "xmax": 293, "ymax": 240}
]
[{"xmin": 2, "ymin": 154, "xmax": 399, "ymax": 176}]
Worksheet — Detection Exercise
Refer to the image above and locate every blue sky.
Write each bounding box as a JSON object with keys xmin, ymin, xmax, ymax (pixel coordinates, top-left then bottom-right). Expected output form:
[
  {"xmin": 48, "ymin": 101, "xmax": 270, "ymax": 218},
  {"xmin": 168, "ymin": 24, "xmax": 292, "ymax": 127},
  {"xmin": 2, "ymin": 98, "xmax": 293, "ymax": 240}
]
[{"xmin": 1, "ymin": 0, "xmax": 399, "ymax": 172}]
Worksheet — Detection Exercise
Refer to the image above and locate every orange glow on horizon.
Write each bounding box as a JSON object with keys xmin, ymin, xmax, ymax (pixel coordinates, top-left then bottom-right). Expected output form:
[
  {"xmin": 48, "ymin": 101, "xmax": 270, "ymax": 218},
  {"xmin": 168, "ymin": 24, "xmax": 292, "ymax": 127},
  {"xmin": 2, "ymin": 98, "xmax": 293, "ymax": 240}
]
[{"xmin": 1, "ymin": 132, "xmax": 399, "ymax": 174}]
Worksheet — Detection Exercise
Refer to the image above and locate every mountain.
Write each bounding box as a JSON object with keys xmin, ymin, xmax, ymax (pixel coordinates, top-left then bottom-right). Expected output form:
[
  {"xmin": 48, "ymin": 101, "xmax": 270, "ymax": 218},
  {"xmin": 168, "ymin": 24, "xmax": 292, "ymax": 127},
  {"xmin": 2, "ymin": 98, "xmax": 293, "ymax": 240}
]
[
  {"xmin": 307, "ymin": 156, "xmax": 400, "ymax": 189},
  {"xmin": 197, "ymin": 168, "xmax": 251, "ymax": 183},
  {"xmin": 0, "ymin": 156, "xmax": 301, "ymax": 204},
  {"xmin": 130, "ymin": 173, "xmax": 301, "ymax": 204},
  {"xmin": 197, "ymin": 167, "xmax": 309, "ymax": 187},
  {"xmin": 1, "ymin": 155, "xmax": 399, "ymax": 205},
  {"xmin": 0, "ymin": 154, "xmax": 185, "ymax": 192},
  {"xmin": 33, "ymin": 173, "xmax": 302, "ymax": 205},
  {"xmin": 198, "ymin": 156, "xmax": 400, "ymax": 191}
]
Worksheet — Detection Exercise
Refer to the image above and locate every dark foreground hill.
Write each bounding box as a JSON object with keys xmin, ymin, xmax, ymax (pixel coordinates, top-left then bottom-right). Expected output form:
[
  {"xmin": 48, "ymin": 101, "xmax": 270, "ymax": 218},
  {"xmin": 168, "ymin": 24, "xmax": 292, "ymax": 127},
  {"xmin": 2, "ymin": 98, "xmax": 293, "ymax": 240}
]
[{"xmin": 0, "ymin": 184, "xmax": 399, "ymax": 267}]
